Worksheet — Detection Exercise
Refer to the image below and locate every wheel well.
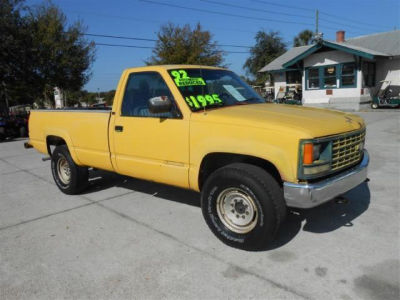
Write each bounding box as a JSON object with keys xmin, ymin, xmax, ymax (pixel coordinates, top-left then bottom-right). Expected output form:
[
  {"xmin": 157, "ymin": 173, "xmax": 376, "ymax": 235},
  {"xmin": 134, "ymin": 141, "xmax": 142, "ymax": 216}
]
[
  {"xmin": 46, "ymin": 136, "xmax": 66, "ymax": 156},
  {"xmin": 198, "ymin": 153, "xmax": 282, "ymax": 190}
]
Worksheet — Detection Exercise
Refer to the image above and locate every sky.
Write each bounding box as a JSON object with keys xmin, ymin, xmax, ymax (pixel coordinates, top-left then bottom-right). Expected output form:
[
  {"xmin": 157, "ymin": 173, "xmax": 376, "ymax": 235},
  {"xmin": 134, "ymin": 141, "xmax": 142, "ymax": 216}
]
[{"xmin": 26, "ymin": 0, "xmax": 400, "ymax": 92}]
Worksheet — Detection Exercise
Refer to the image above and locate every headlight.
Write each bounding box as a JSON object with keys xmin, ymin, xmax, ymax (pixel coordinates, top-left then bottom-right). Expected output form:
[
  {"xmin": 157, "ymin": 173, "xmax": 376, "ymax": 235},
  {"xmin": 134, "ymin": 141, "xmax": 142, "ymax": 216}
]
[
  {"xmin": 299, "ymin": 140, "xmax": 332, "ymax": 179},
  {"xmin": 313, "ymin": 144, "xmax": 322, "ymax": 160}
]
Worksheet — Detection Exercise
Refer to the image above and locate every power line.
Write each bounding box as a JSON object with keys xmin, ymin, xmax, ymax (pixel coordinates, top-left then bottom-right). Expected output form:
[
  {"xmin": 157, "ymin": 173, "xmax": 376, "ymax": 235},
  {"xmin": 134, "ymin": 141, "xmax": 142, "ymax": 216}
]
[
  {"xmin": 319, "ymin": 18, "xmax": 383, "ymax": 32},
  {"xmin": 200, "ymin": 0, "xmax": 311, "ymax": 19},
  {"xmin": 95, "ymin": 43, "xmax": 153, "ymax": 49},
  {"xmin": 94, "ymin": 42, "xmax": 249, "ymax": 53},
  {"xmin": 69, "ymin": 9, "xmax": 293, "ymax": 45},
  {"xmin": 319, "ymin": 11, "xmax": 393, "ymax": 30},
  {"xmin": 250, "ymin": 0, "xmax": 315, "ymax": 12},
  {"xmin": 201, "ymin": 1, "xmax": 373, "ymax": 36},
  {"xmin": 253, "ymin": 0, "xmax": 390, "ymax": 31},
  {"xmin": 76, "ymin": 10, "xmax": 366, "ymax": 52},
  {"xmin": 67, "ymin": 9, "xmax": 261, "ymax": 36},
  {"xmin": 70, "ymin": 3, "xmax": 392, "ymax": 53},
  {"xmin": 86, "ymin": 33, "xmax": 156, "ymax": 42},
  {"xmin": 217, "ymin": 44, "xmax": 251, "ymax": 49},
  {"xmin": 139, "ymin": 0, "xmax": 315, "ymax": 26},
  {"xmin": 317, "ymin": 24, "xmax": 367, "ymax": 36},
  {"xmin": 139, "ymin": 0, "xmax": 369, "ymax": 36},
  {"xmin": 85, "ymin": 33, "xmax": 252, "ymax": 49}
]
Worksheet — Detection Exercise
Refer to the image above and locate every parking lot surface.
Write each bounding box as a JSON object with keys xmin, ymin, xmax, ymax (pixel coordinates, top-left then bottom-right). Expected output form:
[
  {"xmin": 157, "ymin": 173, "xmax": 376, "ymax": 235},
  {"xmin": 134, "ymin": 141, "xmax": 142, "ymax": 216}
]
[{"xmin": 0, "ymin": 111, "xmax": 399, "ymax": 300}]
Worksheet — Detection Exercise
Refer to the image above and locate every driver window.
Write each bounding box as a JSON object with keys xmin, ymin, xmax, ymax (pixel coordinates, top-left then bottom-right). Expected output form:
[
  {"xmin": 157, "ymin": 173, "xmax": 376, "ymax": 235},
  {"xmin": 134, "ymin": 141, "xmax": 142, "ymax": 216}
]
[{"xmin": 121, "ymin": 72, "xmax": 178, "ymax": 118}]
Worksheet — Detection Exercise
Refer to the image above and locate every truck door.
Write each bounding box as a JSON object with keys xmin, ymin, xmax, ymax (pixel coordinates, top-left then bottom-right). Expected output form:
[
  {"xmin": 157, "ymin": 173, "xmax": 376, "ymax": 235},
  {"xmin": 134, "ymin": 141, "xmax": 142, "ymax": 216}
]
[{"xmin": 110, "ymin": 71, "xmax": 190, "ymax": 188}]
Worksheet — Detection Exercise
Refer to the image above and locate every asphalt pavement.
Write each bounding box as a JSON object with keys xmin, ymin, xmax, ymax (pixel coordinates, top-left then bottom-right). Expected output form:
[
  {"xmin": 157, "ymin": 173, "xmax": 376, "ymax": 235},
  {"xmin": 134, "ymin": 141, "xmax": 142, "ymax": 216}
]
[{"xmin": 0, "ymin": 111, "xmax": 399, "ymax": 299}]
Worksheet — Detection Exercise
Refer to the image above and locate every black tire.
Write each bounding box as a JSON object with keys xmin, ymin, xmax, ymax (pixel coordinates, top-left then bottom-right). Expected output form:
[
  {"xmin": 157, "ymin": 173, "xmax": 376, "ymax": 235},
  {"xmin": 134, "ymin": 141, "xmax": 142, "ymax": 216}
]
[
  {"xmin": 19, "ymin": 126, "xmax": 27, "ymax": 137},
  {"xmin": 51, "ymin": 145, "xmax": 88, "ymax": 195},
  {"xmin": 201, "ymin": 163, "xmax": 286, "ymax": 250}
]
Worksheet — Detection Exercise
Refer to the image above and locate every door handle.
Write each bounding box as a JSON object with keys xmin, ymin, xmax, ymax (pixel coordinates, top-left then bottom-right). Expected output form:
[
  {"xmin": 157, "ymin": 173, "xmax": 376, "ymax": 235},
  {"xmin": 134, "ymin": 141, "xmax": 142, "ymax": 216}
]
[{"xmin": 115, "ymin": 125, "xmax": 123, "ymax": 132}]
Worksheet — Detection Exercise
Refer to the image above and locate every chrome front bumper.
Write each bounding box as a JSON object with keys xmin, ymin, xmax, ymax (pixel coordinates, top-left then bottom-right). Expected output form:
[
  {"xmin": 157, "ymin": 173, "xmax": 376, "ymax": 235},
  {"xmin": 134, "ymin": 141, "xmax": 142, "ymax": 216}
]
[{"xmin": 283, "ymin": 150, "xmax": 369, "ymax": 209}]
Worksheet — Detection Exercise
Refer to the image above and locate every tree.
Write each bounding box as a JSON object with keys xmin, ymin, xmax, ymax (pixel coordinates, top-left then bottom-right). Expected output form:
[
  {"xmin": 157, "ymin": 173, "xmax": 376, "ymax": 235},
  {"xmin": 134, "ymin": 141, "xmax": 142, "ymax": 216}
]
[
  {"xmin": 146, "ymin": 23, "xmax": 224, "ymax": 66},
  {"xmin": 293, "ymin": 29, "xmax": 314, "ymax": 47},
  {"xmin": 81, "ymin": 91, "xmax": 96, "ymax": 105},
  {"xmin": 0, "ymin": 0, "xmax": 95, "ymax": 108},
  {"xmin": 0, "ymin": 0, "xmax": 37, "ymax": 112},
  {"xmin": 239, "ymin": 75, "xmax": 255, "ymax": 86},
  {"xmin": 103, "ymin": 90, "xmax": 115, "ymax": 105},
  {"xmin": 28, "ymin": 2, "xmax": 95, "ymax": 105},
  {"xmin": 244, "ymin": 31, "xmax": 286, "ymax": 84}
]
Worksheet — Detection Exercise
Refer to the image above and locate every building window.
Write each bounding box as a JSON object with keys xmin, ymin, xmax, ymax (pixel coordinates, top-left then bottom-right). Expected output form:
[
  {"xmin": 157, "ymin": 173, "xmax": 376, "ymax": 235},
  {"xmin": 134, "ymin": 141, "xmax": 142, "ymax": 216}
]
[
  {"xmin": 323, "ymin": 66, "xmax": 337, "ymax": 88},
  {"xmin": 341, "ymin": 63, "xmax": 356, "ymax": 87},
  {"xmin": 306, "ymin": 62, "xmax": 358, "ymax": 90},
  {"xmin": 286, "ymin": 70, "xmax": 302, "ymax": 84},
  {"xmin": 307, "ymin": 68, "xmax": 319, "ymax": 89},
  {"xmin": 362, "ymin": 62, "xmax": 375, "ymax": 87}
]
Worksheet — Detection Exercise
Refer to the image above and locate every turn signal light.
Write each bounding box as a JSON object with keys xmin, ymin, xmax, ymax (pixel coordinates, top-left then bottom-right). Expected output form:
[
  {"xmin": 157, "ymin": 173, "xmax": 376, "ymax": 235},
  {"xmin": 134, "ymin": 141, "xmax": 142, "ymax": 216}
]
[{"xmin": 303, "ymin": 143, "xmax": 314, "ymax": 164}]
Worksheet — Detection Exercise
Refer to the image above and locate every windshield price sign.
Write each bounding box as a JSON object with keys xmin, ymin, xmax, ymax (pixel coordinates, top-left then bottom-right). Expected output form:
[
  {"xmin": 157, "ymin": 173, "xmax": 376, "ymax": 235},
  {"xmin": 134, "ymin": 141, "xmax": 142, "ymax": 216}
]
[
  {"xmin": 171, "ymin": 70, "xmax": 206, "ymax": 87},
  {"xmin": 184, "ymin": 94, "xmax": 222, "ymax": 109}
]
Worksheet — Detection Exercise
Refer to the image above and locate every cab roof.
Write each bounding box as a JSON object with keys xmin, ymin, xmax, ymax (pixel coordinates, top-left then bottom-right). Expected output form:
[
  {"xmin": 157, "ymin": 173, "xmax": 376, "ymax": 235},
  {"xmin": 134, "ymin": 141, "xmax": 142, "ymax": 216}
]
[{"xmin": 123, "ymin": 64, "xmax": 226, "ymax": 73}]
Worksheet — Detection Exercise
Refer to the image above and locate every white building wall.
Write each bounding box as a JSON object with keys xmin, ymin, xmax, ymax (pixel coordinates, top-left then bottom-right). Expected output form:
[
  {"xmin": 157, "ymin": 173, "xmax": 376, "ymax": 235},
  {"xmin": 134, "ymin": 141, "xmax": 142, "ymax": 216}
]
[
  {"xmin": 360, "ymin": 57, "xmax": 400, "ymax": 99},
  {"xmin": 303, "ymin": 50, "xmax": 354, "ymax": 67},
  {"xmin": 302, "ymin": 50, "xmax": 362, "ymax": 105},
  {"xmin": 272, "ymin": 72, "xmax": 286, "ymax": 99},
  {"xmin": 375, "ymin": 56, "xmax": 400, "ymax": 85}
]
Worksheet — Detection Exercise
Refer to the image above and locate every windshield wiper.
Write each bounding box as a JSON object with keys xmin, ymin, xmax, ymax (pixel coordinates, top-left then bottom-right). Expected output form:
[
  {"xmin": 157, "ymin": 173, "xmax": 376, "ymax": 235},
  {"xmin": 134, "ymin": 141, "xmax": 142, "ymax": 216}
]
[
  {"xmin": 192, "ymin": 102, "xmax": 225, "ymax": 112},
  {"xmin": 233, "ymin": 98, "xmax": 262, "ymax": 105},
  {"xmin": 242, "ymin": 97, "xmax": 263, "ymax": 103}
]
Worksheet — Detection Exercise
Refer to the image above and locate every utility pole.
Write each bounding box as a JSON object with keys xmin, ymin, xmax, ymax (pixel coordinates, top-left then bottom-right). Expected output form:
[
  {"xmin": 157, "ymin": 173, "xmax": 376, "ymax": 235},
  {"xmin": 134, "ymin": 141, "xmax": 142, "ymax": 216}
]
[{"xmin": 315, "ymin": 9, "xmax": 319, "ymax": 34}]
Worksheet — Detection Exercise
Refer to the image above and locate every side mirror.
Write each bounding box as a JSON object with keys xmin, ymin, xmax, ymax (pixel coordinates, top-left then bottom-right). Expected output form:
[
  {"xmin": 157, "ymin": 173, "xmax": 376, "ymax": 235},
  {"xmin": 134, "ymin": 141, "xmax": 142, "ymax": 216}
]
[{"xmin": 148, "ymin": 96, "xmax": 172, "ymax": 114}]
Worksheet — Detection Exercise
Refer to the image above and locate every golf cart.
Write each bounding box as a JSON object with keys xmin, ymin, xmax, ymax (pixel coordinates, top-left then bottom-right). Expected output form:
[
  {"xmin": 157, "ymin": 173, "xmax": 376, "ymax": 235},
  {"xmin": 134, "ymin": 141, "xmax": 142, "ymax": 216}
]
[{"xmin": 371, "ymin": 80, "xmax": 400, "ymax": 109}]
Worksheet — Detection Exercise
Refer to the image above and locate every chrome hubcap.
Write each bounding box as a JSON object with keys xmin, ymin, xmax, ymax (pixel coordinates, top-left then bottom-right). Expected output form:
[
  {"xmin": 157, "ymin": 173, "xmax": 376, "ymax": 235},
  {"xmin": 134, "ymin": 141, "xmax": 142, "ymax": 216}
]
[
  {"xmin": 216, "ymin": 188, "xmax": 258, "ymax": 234},
  {"xmin": 57, "ymin": 157, "xmax": 71, "ymax": 185}
]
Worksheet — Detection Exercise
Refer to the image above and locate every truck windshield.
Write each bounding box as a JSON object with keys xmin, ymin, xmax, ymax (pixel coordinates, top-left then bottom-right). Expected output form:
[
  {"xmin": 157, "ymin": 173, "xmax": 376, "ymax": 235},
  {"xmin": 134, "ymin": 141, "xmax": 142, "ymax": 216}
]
[{"xmin": 168, "ymin": 68, "xmax": 264, "ymax": 111}]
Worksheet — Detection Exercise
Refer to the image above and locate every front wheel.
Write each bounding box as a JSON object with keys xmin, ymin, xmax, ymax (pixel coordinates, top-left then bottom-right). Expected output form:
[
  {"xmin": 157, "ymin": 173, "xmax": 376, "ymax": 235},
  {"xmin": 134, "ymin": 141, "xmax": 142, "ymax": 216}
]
[
  {"xmin": 201, "ymin": 163, "xmax": 286, "ymax": 250},
  {"xmin": 51, "ymin": 145, "xmax": 88, "ymax": 195}
]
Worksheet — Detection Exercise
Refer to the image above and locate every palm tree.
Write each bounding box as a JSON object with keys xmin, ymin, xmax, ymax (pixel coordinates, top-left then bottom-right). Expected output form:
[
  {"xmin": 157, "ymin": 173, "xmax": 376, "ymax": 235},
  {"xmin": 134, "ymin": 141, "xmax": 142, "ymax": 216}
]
[{"xmin": 293, "ymin": 30, "xmax": 314, "ymax": 47}]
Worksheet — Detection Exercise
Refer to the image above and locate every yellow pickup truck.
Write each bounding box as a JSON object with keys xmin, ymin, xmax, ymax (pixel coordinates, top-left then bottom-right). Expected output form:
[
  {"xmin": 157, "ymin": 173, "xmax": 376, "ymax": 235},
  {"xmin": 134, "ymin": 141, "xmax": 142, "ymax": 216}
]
[{"xmin": 26, "ymin": 65, "xmax": 369, "ymax": 250}]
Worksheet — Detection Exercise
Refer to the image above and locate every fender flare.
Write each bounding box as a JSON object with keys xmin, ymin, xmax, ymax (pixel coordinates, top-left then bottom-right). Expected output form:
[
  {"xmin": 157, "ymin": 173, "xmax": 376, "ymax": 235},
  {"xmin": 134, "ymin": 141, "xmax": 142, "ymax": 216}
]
[{"xmin": 44, "ymin": 128, "xmax": 83, "ymax": 165}]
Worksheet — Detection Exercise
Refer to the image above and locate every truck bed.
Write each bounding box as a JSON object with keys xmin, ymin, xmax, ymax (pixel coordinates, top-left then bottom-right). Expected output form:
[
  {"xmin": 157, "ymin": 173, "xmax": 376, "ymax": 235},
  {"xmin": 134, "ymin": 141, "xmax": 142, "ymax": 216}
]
[{"xmin": 29, "ymin": 109, "xmax": 114, "ymax": 171}]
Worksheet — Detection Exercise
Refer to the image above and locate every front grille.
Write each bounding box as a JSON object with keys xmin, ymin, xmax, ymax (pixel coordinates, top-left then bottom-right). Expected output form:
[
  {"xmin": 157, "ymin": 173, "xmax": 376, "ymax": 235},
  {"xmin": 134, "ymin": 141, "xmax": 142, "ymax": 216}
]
[{"xmin": 331, "ymin": 130, "xmax": 365, "ymax": 171}]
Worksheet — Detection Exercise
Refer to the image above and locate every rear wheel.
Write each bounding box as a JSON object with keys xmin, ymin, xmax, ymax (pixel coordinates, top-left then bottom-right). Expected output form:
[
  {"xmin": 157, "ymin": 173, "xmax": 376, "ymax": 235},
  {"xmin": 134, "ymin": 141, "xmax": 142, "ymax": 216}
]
[
  {"xmin": 51, "ymin": 145, "xmax": 88, "ymax": 194},
  {"xmin": 201, "ymin": 163, "xmax": 286, "ymax": 250}
]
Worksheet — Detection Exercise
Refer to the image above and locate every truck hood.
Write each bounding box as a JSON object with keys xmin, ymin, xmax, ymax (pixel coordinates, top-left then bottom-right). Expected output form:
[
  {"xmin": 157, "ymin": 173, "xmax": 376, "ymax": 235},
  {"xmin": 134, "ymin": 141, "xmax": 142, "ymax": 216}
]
[{"xmin": 192, "ymin": 103, "xmax": 365, "ymax": 138}]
